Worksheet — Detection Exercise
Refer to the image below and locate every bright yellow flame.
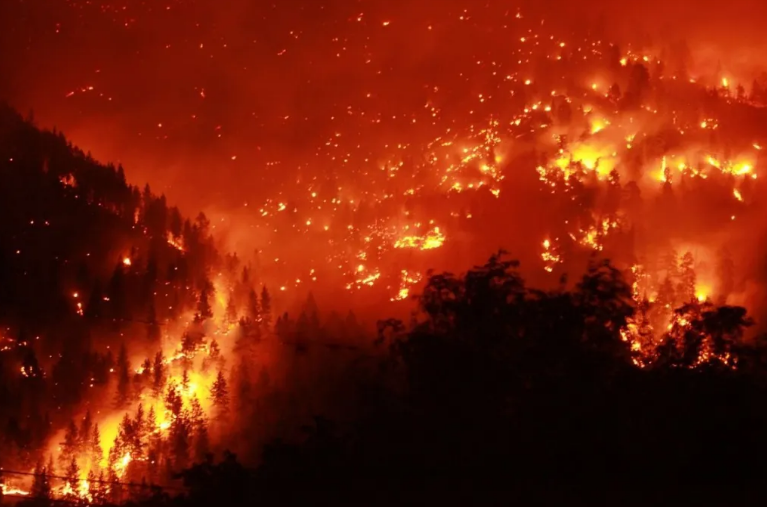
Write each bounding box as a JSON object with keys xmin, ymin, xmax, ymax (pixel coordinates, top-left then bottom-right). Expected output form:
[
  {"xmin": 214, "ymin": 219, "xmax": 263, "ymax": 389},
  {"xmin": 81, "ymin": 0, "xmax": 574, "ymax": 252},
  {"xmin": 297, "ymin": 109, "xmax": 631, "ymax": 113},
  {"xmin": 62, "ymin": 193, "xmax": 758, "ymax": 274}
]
[
  {"xmin": 1, "ymin": 485, "xmax": 30, "ymax": 496},
  {"xmin": 590, "ymin": 118, "xmax": 608, "ymax": 134},
  {"xmin": 394, "ymin": 227, "xmax": 445, "ymax": 250},
  {"xmin": 540, "ymin": 238, "xmax": 561, "ymax": 272}
]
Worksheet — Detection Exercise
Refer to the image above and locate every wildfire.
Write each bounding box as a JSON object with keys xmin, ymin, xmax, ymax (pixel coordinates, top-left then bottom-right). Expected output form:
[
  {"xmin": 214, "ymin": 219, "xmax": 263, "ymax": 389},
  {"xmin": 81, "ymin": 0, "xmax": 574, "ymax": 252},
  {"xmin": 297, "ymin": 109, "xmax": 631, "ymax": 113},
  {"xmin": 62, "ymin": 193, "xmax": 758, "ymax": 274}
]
[
  {"xmin": 166, "ymin": 233, "xmax": 185, "ymax": 252},
  {"xmin": 390, "ymin": 270, "xmax": 423, "ymax": 301},
  {"xmin": 115, "ymin": 452, "xmax": 132, "ymax": 476},
  {"xmin": 540, "ymin": 239, "xmax": 562, "ymax": 273},
  {"xmin": 394, "ymin": 227, "xmax": 445, "ymax": 251},
  {"xmin": 570, "ymin": 219, "xmax": 619, "ymax": 252},
  {"xmin": 5, "ymin": 4, "xmax": 767, "ymax": 497},
  {"xmin": 60, "ymin": 479, "xmax": 93, "ymax": 502},
  {"xmin": 347, "ymin": 268, "xmax": 382, "ymax": 290}
]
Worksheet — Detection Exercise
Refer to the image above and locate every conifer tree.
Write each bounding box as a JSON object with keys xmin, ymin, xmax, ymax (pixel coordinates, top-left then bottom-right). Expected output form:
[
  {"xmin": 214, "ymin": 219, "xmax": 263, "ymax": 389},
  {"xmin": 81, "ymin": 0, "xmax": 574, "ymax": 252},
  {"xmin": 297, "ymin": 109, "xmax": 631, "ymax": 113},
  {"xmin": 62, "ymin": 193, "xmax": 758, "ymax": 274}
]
[
  {"xmin": 90, "ymin": 424, "xmax": 103, "ymax": 471},
  {"xmin": 64, "ymin": 457, "xmax": 80, "ymax": 494},
  {"xmin": 140, "ymin": 357, "xmax": 152, "ymax": 383},
  {"xmin": 116, "ymin": 413, "xmax": 133, "ymax": 455},
  {"xmin": 93, "ymin": 471, "xmax": 108, "ymax": 505},
  {"xmin": 152, "ymin": 351, "xmax": 166, "ymax": 397},
  {"xmin": 31, "ymin": 460, "xmax": 51, "ymax": 499},
  {"xmin": 165, "ymin": 383, "xmax": 183, "ymax": 417},
  {"xmin": 86, "ymin": 469, "xmax": 97, "ymax": 501},
  {"xmin": 195, "ymin": 279, "xmax": 214, "ymax": 322},
  {"xmin": 147, "ymin": 406, "xmax": 157, "ymax": 435},
  {"xmin": 108, "ymin": 261, "xmax": 128, "ymax": 321},
  {"xmin": 115, "ymin": 342, "xmax": 131, "ymax": 407},
  {"xmin": 260, "ymin": 286, "xmax": 272, "ymax": 330},
  {"xmin": 134, "ymin": 403, "xmax": 147, "ymax": 458},
  {"xmin": 234, "ymin": 361, "xmax": 253, "ymax": 420},
  {"xmin": 170, "ymin": 413, "xmax": 191, "ymax": 470},
  {"xmin": 107, "ymin": 466, "xmax": 121, "ymax": 504},
  {"xmin": 657, "ymin": 276, "xmax": 676, "ymax": 310},
  {"xmin": 248, "ymin": 289, "xmax": 260, "ymax": 324},
  {"xmin": 225, "ymin": 290, "xmax": 238, "ymax": 327},
  {"xmin": 147, "ymin": 301, "xmax": 161, "ymax": 342},
  {"xmin": 678, "ymin": 251, "xmax": 696, "ymax": 303},
  {"xmin": 189, "ymin": 396, "xmax": 209, "ymax": 461},
  {"xmin": 211, "ymin": 370, "xmax": 230, "ymax": 418},
  {"xmin": 296, "ymin": 311, "xmax": 310, "ymax": 341},
  {"xmin": 79, "ymin": 410, "xmax": 93, "ymax": 448},
  {"xmin": 663, "ymin": 249, "xmax": 679, "ymax": 280},
  {"xmin": 59, "ymin": 420, "xmax": 79, "ymax": 469}
]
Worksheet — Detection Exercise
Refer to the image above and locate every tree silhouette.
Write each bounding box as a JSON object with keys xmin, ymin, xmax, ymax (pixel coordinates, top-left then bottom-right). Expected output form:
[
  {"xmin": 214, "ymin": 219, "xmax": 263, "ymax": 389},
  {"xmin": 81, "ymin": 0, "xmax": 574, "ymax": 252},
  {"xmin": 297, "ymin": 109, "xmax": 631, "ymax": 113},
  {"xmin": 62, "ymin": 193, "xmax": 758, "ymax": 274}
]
[
  {"xmin": 260, "ymin": 286, "xmax": 272, "ymax": 331},
  {"xmin": 147, "ymin": 301, "xmax": 161, "ymax": 343},
  {"xmin": 152, "ymin": 351, "xmax": 166, "ymax": 397},
  {"xmin": 225, "ymin": 291, "xmax": 238, "ymax": 327},
  {"xmin": 31, "ymin": 460, "xmax": 51, "ymax": 499},
  {"xmin": 64, "ymin": 457, "xmax": 80, "ymax": 496},
  {"xmin": 90, "ymin": 424, "xmax": 103, "ymax": 471},
  {"xmin": 115, "ymin": 343, "xmax": 131, "ymax": 407},
  {"xmin": 59, "ymin": 420, "xmax": 79, "ymax": 469},
  {"xmin": 677, "ymin": 251, "xmax": 696, "ymax": 303},
  {"xmin": 211, "ymin": 370, "xmax": 230, "ymax": 419},
  {"xmin": 190, "ymin": 396, "xmax": 210, "ymax": 461},
  {"xmin": 195, "ymin": 278, "xmax": 214, "ymax": 323},
  {"xmin": 247, "ymin": 289, "xmax": 260, "ymax": 325}
]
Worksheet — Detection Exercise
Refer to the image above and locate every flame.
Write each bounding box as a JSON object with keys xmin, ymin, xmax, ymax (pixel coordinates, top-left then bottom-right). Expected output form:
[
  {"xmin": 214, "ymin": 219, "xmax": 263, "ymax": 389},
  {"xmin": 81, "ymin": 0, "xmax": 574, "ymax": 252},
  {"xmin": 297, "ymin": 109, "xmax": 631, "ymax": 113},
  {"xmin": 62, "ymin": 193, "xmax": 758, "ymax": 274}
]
[
  {"xmin": 390, "ymin": 270, "xmax": 423, "ymax": 301},
  {"xmin": 541, "ymin": 239, "xmax": 562, "ymax": 273},
  {"xmin": 590, "ymin": 118, "xmax": 609, "ymax": 134},
  {"xmin": 115, "ymin": 452, "xmax": 132, "ymax": 476},
  {"xmin": 394, "ymin": 227, "xmax": 445, "ymax": 250},
  {"xmin": 1, "ymin": 485, "xmax": 30, "ymax": 496},
  {"xmin": 166, "ymin": 233, "xmax": 185, "ymax": 252}
]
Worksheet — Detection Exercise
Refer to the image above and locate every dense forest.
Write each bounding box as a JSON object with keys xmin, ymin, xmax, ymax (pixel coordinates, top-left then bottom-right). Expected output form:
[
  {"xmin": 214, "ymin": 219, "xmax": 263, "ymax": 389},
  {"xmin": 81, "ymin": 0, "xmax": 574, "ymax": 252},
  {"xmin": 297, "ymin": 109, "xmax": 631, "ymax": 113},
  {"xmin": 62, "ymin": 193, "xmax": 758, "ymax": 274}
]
[
  {"xmin": 0, "ymin": 101, "xmax": 218, "ymax": 474},
  {"xmin": 1, "ymin": 102, "xmax": 767, "ymax": 506}
]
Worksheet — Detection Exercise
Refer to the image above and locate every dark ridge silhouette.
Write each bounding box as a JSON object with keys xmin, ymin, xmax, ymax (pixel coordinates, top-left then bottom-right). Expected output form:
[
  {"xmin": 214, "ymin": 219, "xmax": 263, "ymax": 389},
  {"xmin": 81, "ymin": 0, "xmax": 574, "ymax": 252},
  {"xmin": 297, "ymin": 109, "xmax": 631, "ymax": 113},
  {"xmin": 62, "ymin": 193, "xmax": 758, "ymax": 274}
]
[
  {"xmin": 16, "ymin": 253, "xmax": 759, "ymax": 506},
  {"xmin": 0, "ymin": 102, "xmax": 222, "ymax": 482}
]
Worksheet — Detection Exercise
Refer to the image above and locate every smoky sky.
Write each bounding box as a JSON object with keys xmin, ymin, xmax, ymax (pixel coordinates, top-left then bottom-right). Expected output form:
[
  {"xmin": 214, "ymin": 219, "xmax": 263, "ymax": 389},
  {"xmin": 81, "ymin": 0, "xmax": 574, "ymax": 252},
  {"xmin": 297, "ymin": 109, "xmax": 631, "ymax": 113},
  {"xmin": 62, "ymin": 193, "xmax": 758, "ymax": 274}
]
[
  {"xmin": 0, "ymin": 0, "xmax": 763, "ymax": 212},
  {"xmin": 3, "ymin": 0, "xmax": 767, "ymax": 327}
]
